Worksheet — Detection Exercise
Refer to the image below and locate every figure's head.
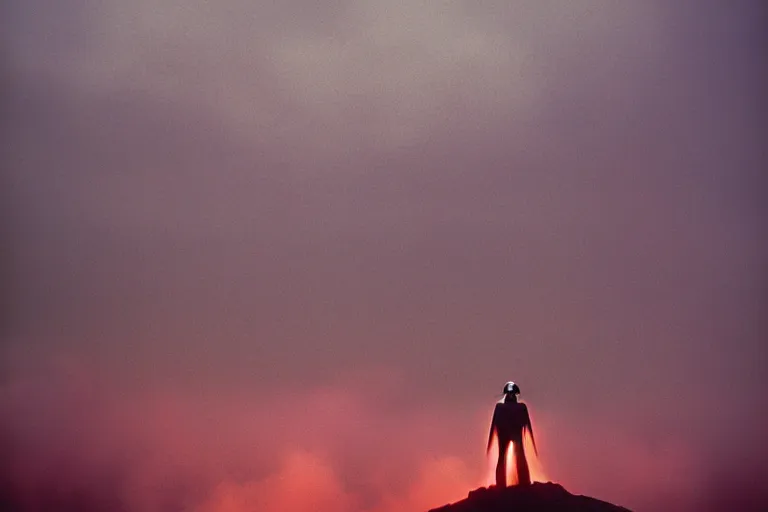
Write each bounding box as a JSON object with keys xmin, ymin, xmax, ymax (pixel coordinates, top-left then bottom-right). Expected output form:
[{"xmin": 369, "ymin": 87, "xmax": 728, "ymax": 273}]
[{"xmin": 503, "ymin": 381, "xmax": 520, "ymax": 396}]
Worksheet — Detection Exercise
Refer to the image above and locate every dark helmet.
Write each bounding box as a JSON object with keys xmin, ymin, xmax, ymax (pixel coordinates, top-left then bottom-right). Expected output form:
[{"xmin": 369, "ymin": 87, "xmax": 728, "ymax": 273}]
[{"xmin": 503, "ymin": 381, "xmax": 520, "ymax": 395}]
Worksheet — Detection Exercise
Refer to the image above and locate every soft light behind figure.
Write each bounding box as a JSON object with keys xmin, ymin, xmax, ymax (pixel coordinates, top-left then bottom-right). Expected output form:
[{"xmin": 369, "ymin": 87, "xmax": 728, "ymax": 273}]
[{"xmin": 485, "ymin": 400, "xmax": 547, "ymax": 487}]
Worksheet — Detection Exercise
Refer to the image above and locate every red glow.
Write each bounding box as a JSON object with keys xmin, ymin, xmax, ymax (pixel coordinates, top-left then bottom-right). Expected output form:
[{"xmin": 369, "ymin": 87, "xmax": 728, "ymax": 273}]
[
  {"xmin": 485, "ymin": 422, "xmax": 547, "ymax": 486},
  {"xmin": 4, "ymin": 363, "xmax": 568, "ymax": 511}
]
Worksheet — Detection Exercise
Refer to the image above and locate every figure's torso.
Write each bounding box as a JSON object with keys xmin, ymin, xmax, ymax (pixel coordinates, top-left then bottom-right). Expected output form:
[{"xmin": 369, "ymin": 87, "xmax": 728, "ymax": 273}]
[{"xmin": 494, "ymin": 402, "xmax": 527, "ymax": 442}]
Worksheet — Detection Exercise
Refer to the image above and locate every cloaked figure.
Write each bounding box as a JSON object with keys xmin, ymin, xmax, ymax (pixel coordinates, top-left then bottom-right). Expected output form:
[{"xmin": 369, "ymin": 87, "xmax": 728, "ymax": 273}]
[{"xmin": 487, "ymin": 381, "xmax": 537, "ymax": 488}]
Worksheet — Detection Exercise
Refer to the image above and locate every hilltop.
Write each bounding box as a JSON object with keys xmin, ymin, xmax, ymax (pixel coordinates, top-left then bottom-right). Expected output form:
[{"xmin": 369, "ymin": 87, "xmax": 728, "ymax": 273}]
[{"xmin": 428, "ymin": 482, "xmax": 632, "ymax": 512}]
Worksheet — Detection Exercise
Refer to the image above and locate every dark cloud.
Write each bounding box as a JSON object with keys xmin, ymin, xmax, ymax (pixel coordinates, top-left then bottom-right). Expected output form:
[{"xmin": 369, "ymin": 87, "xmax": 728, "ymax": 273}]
[{"xmin": 3, "ymin": 1, "xmax": 766, "ymax": 511}]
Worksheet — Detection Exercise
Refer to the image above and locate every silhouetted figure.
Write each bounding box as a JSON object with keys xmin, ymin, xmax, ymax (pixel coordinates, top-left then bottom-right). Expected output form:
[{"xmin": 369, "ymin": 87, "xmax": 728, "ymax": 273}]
[{"xmin": 487, "ymin": 381, "xmax": 537, "ymax": 488}]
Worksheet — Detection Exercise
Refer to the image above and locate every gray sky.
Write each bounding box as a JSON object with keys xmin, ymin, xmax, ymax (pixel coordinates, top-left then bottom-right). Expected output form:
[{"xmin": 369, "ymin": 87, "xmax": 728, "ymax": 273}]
[{"xmin": 3, "ymin": 2, "xmax": 767, "ymax": 511}]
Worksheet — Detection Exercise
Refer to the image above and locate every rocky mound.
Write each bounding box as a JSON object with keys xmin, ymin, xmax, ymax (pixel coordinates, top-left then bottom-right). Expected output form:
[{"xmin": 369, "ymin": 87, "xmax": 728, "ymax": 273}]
[{"xmin": 428, "ymin": 482, "xmax": 632, "ymax": 512}]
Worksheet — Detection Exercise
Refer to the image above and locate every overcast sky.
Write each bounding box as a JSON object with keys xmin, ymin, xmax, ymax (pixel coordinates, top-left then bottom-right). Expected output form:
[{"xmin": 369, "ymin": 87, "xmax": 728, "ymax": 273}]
[{"xmin": 2, "ymin": 1, "xmax": 766, "ymax": 511}]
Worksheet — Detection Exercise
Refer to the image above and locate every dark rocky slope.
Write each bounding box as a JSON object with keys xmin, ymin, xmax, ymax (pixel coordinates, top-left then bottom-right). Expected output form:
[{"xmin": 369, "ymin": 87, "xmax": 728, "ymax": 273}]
[{"xmin": 428, "ymin": 482, "xmax": 632, "ymax": 512}]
